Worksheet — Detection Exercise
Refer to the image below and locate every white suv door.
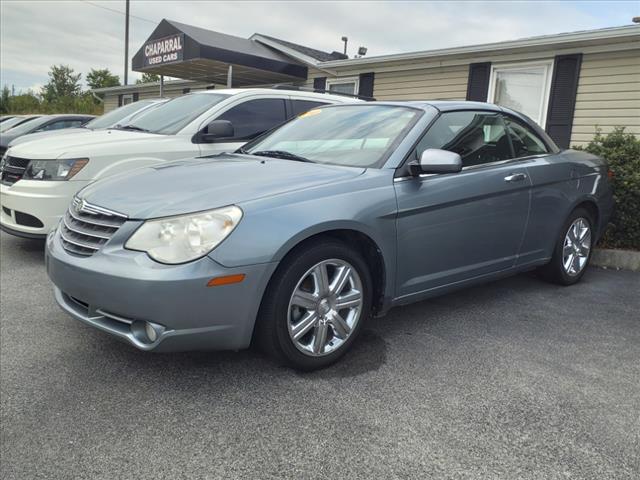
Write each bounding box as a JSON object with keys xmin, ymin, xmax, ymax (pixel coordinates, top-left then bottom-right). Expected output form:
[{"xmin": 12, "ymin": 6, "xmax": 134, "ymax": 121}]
[{"xmin": 195, "ymin": 96, "xmax": 289, "ymax": 156}]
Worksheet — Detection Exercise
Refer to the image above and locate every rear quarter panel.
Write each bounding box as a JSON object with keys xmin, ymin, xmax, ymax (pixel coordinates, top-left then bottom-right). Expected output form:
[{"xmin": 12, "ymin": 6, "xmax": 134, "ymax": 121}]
[{"xmin": 518, "ymin": 149, "xmax": 612, "ymax": 264}]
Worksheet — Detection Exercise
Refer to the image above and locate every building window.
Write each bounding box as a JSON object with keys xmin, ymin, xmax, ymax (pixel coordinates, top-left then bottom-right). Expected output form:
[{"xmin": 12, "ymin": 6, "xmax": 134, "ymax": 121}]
[
  {"xmin": 488, "ymin": 61, "xmax": 553, "ymax": 127},
  {"xmin": 122, "ymin": 94, "xmax": 134, "ymax": 105},
  {"xmin": 326, "ymin": 77, "xmax": 359, "ymax": 95}
]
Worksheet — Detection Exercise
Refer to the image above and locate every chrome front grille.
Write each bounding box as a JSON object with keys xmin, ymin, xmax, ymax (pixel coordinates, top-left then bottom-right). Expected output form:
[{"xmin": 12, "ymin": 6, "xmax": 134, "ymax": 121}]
[
  {"xmin": 0, "ymin": 156, "xmax": 30, "ymax": 185},
  {"xmin": 60, "ymin": 197, "xmax": 127, "ymax": 256}
]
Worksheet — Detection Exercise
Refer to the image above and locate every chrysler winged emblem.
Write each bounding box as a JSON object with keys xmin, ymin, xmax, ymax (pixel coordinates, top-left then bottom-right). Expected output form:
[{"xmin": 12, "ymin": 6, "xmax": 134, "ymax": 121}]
[{"xmin": 74, "ymin": 197, "xmax": 86, "ymax": 213}]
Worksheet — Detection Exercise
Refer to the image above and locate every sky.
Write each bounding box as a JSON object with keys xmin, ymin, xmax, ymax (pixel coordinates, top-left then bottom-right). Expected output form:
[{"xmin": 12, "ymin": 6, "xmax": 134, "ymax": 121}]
[{"xmin": 1, "ymin": 0, "xmax": 638, "ymax": 93}]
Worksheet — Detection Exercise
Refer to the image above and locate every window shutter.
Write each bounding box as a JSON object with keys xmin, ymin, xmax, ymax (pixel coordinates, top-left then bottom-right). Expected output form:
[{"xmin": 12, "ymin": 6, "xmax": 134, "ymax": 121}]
[
  {"xmin": 466, "ymin": 62, "xmax": 491, "ymax": 102},
  {"xmin": 117, "ymin": 94, "xmax": 123, "ymax": 107},
  {"xmin": 132, "ymin": 93, "xmax": 139, "ymax": 102},
  {"xmin": 358, "ymin": 72, "xmax": 375, "ymax": 98},
  {"xmin": 545, "ymin": 54, "xmax": 582, "ymax": 149},
  {"xmin": 313, "ymin": 77, "xmax": 327, "ymax": 90}
]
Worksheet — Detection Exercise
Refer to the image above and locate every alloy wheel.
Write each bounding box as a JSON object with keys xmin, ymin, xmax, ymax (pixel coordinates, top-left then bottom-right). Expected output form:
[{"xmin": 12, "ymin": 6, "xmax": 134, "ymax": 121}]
[
  {"xmin": 562, "ymin": 217, "xmax": 591, "ymax": 276},
  {"xmin": 287, "ymin": 259, "xmax": 363, "ymax": 357}
]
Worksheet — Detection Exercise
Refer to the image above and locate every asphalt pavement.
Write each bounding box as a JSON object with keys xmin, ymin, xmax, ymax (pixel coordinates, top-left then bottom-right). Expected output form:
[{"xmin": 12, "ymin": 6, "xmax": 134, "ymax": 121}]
[{"xmin": 1, "ymin": 231, "xmax": 638, "ymax": 479}]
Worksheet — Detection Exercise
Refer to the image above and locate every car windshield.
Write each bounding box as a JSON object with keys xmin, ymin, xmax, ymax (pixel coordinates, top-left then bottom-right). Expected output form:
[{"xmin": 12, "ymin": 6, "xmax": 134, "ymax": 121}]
[
  {"xmin": 0, "ymin": 116, "xmax": 39, "ymax": 133},
  {"xmin": 125, "ymin": 93, "xmax": 230, "ymax": 135},
  {"xmin": 245, "ymin": 105, "xmax": 421, "ymax": 168},
  {"xmin": 0, "ymin": 116, "xmax": 49, "ymax": 135},
  {"xmin": 86, "ymin": 100, "xmax": 157, "ymax": 129}
]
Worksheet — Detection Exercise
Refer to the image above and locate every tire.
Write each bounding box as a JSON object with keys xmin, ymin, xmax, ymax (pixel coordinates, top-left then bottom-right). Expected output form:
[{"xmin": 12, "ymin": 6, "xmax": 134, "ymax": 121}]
[
  {"xmin": 256, "ymin": 239, "xmax": 373, "ymax": 371},
  {"xmin": 538, "ymin": 207, "xmax": 595, "ymax": 285}
]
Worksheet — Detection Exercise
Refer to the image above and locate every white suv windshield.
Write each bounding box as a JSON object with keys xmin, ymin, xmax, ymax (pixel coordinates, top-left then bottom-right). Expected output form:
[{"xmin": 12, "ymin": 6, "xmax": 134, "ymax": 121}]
[
  {"xmin": 126, "ymin": 93, "xmax": 230, "ymax": 135},
  {"xmin": 246, "ymin": 105, "xmax": 421, "ymax": 168},
  {"xmin": 86, "ymin": 100, "xmax": 156, "ymax": 130}
]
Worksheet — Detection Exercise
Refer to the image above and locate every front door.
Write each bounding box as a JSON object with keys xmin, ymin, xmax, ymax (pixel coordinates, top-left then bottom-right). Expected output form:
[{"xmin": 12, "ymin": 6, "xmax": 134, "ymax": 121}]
[
  {"xmin": 197, "ymin": 97, "xmax": 288, "ymax": 156},
  {"xmin": 394, "ymin": 110, "xmax": 531, "ymax": 299}
]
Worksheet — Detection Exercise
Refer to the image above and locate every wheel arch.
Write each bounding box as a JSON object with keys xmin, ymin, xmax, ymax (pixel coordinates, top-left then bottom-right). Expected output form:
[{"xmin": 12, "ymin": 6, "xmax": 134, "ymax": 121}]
[
  {"xmin": 570, "ymin": 196, "xmax": 601, "ymax": 238},
  {"xmin": 269, "ymin": 225, "xmax": 389, "ymax": 316}
]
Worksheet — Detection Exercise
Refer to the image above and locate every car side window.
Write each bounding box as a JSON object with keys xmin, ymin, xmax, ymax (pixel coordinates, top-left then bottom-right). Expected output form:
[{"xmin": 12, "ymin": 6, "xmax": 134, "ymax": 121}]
[
  {"xmin": 291, "ymin": 100, "xmax": 329, "ymax": 117},
  {"xmin": 503, "ymin": 117, "xmax": 549, "ymax": 158},
  {"xmin": 413, "ymin": 111, "xmax": 513, "ymax": 167},
  {"xmin": 38, "ymin": 120, "xmax": 69, "ymax": 131},
  {"xmin": 216, "ymin": 99, "xmax": 287, "ymax": 141}
]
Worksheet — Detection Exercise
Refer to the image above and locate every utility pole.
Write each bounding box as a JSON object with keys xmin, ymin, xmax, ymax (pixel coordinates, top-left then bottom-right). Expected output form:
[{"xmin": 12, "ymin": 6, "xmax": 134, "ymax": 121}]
[{"xmin": 124, "ymin": 0, "xmax": 130, "ymax": 85}]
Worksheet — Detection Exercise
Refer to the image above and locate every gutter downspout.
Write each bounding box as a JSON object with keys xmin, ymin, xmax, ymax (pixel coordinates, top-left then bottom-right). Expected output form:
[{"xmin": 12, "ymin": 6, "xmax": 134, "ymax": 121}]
[{"xmin": 91, "ymin": 92, "xmax": 104, "ymax": 103}]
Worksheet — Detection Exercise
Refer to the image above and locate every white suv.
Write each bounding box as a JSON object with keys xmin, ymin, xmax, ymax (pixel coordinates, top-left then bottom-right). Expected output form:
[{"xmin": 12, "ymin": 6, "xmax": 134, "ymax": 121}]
[{"xmin": 0, "ymin": 89, "xmax": 357, "ymax": 238}]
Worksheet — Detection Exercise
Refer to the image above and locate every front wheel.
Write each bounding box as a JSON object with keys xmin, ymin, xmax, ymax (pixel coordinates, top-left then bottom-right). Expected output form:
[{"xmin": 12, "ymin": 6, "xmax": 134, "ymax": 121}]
[
  {"xmin": 256, "ymin": 239, "xmax": 372, "ymax": 371},
  {"xmin": 539, "ymin": 207, "xmax": 594, "ymax": 285}
]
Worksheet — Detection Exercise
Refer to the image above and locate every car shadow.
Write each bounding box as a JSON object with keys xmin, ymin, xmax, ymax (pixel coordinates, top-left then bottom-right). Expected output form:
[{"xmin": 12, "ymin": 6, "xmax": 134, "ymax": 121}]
[
  {"xmin": 0, "ymin": 233, "xmax": 46, "ymax": 262},
  {"xmin": 63, "ymin": 271, "xmax": 552, "ymax": 387}
]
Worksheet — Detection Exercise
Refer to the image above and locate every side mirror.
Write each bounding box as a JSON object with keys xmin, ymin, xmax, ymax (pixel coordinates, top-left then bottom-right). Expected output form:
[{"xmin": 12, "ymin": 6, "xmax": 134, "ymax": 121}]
[
  {"xmin": 409, "ymin": 149, "xmax": 462, "ymax": 176},
  {"xmin": 200, "ymin": 120, "xmax": 234, "ymax": 142}
]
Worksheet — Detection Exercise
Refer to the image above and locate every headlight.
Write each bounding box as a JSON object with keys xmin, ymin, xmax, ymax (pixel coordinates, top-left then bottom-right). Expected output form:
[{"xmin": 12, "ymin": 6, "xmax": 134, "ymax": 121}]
[
  {"xmin": 23, "ymin": 158, "xmax": 89, "ymax": 181},
  {"xmin": 125, "ymin": 206, "xmax": 243, "ymax": 264}
]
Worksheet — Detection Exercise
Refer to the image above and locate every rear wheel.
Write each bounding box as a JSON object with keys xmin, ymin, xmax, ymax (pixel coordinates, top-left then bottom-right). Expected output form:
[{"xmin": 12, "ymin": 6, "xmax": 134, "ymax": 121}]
[
  {"xmin": 539, "ymin": 207, "xmax": 594, "ymax": 285},
  {"xmin": 256, "ymin": 239, "xmax": 372, "ymax": 370}
]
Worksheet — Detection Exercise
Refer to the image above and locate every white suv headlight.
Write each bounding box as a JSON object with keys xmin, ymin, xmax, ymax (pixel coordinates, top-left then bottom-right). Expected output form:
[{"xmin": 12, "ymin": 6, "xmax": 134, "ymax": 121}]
[{"xmin": 125, "ymin": 206, "xmax": 243, "ymax": 264}]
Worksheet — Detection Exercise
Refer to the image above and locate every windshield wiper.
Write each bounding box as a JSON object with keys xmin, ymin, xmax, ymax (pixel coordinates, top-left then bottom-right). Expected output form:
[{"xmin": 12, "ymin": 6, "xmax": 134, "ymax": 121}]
[
  {"xmin": 116, "ymin": 124, "xmax": 150, "ymax": 132},
  {"xmin": 251, "ymin": 150, "xmax": 313, "ymax": 163}
]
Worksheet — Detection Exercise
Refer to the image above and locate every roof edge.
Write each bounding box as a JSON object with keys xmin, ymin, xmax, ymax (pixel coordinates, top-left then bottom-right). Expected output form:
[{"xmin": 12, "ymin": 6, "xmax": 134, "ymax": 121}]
[
  {"xmin": 91, "ymin": 79, "xmax": 199, "ymax": 93},
  {"xmin": 318, "ymin": 24, "xmax": 640, "ymax": 67}
]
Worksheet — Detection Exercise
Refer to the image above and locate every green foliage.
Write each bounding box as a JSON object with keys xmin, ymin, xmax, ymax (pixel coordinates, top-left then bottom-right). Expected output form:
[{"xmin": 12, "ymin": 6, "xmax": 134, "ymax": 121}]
[
  {"xmin": 41, "ymin": 65, "xmax": 82, "ymax": 102},
  {"xmin": 0, "ymin": 88, "xmax": 102, "ymax": 115},
  {"xmin": 575, "ymin": 127, "xmax": 640, "ymax": 250},
  {"xmin": 0, "ymin": 85, "xmax": 10, "ymax": 114},
  {"xmin": 86, "ymin": 68, "xmax": 120, "ymax": 90},
  {"xmin": 6, "ymin": 91, "xmax": 42, "ymax": 113},
  {"xmin": 1, "ymin": 64, "xmax": 112, "ymax": 115},
  {"xmin": 136, "ymin": 72, "xmax": 160, "ymax": 84}
]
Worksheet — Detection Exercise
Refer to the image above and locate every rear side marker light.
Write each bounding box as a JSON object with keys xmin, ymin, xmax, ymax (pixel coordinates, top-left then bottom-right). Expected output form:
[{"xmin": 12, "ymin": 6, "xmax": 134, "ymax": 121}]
[{"xmin": 207, "ymin": 274, "xmax": 246, "ymax": 287}]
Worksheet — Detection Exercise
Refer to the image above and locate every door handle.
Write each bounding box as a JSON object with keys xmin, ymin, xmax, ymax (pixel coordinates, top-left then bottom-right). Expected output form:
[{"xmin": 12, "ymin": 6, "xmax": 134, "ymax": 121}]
[{"xmin": 504, "ymin": 172, "xmax": 527, "ymax": 183}]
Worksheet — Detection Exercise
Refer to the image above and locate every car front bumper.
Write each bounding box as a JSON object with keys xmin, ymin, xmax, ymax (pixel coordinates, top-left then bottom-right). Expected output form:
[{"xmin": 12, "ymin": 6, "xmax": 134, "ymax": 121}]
[
  {"xmin": 45, "ymin": 224, "xmax": 278, "ymax": 352},
  {"xmin": 1, "ymin": 180, "xmax": 89, "ymax": 238}
]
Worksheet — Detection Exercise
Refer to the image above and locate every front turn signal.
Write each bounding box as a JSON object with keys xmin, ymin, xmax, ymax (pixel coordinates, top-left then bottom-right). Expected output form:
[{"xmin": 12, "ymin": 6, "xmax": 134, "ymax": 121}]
[{"xmin": 207, "ymin": 274, "xmax": 246, "ymax": 287}]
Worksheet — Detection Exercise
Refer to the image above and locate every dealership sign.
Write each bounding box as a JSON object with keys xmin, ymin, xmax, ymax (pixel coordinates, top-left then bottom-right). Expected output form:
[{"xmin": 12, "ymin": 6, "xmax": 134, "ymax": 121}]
[{"xmin": 143, "ymin": 33, "xmax": 184, "ymax": 67}]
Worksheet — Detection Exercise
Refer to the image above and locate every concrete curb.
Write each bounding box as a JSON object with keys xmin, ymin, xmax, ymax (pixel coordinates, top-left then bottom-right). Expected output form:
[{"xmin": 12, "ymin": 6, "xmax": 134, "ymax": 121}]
[{"xmin": 592, "ymin": 248, "xmax": 640, "ymax": 272}]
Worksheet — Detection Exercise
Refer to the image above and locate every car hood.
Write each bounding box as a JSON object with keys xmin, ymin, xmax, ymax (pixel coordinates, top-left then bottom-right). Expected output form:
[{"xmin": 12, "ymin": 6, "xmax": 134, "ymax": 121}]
[
  {"xmin": 80, "ymin": 154, "xmax": 366, "ymax": 219},
  {"xmin": 7, "ymin": 128, "xmax": 88, "ymax": 147},
  {"xmin": 5, "ymin": 129, "xmax": 163, "ymax": 159},
  {"xmin": 0, "ymin": 131, "xmax": 24, "ymax": 148}
]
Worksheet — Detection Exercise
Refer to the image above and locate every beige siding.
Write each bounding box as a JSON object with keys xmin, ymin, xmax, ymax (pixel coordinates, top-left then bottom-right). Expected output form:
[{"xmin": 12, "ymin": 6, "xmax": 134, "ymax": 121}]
[
  {"xmin": 374, "ymin": 64, "xmax": 468, "ymax": 100},
  {"xmin": 571, "ymin": 49, "xmax": 640, "ymax": 146},
  {"xmin": 315, "ymin": 39, "xmax": 639, "ymax": 146},
  {"xmin": 103, "ymin": 96, "xmax": 119, "ymax": 113},
  {"xmin": 301, "ymin": 67, "xmax": 330, "ymax": 88}
]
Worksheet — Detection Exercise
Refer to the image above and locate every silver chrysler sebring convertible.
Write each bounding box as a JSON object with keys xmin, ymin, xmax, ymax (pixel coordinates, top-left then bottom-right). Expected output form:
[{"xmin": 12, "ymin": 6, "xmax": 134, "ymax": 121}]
[{"xmin": 45, "ymin": 101, "xmax": 613, "ymax": 370}]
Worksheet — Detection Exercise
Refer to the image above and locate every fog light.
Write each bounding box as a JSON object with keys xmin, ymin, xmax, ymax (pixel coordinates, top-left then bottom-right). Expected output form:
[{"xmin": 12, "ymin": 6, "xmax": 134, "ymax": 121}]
[{"xmin": 145, "ymin": 322, "xmax": 158, "ymax": 342}]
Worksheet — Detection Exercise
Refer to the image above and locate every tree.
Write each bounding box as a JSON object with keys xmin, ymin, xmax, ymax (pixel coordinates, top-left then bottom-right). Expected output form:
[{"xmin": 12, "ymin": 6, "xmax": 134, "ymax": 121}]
[
  {"xmin": 0, "ymin": 85, "xmax": 10, "ymax": 113},
  {"xmin": 86, "ymin": 68, "xmax": 120, "ymax": 90},
  {"xmin": 136, "ymin": 72, "xmax": 160, "ymax": 84},
  {"xmin": 41, "ymin": 65, "xmax": 81, "ymax": 102}
]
